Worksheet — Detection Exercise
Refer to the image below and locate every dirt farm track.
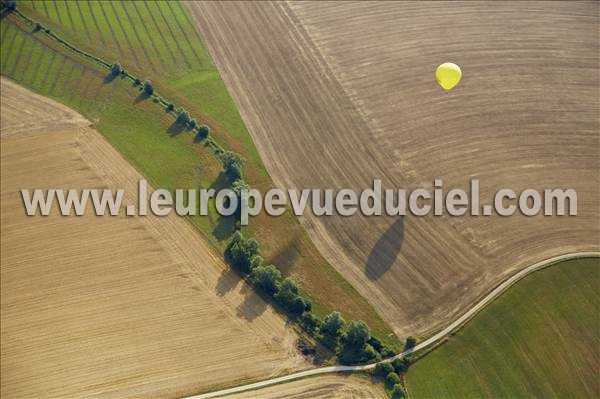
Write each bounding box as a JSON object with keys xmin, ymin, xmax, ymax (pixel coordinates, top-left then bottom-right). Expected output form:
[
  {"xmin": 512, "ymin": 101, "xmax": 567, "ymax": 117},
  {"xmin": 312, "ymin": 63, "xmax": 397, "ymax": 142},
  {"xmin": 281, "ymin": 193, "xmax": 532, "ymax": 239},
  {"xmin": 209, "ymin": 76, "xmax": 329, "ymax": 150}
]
[
  {"xmin": 0, "ymin": 77, "xmax": 306, "ymax": 398},
  {"xmin": 187, "ymin": 1, "xmax": 599, "ymax": 337}
]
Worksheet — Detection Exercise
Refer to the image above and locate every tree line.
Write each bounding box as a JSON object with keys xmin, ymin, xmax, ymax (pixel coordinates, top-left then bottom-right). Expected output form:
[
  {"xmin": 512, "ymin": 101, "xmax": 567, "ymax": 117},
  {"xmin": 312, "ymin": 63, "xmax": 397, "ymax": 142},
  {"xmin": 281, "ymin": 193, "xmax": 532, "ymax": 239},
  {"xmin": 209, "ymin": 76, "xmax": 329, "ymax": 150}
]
[{"xmin": 224, "ymin": 230, "xmax": 415, "ymax": 367}]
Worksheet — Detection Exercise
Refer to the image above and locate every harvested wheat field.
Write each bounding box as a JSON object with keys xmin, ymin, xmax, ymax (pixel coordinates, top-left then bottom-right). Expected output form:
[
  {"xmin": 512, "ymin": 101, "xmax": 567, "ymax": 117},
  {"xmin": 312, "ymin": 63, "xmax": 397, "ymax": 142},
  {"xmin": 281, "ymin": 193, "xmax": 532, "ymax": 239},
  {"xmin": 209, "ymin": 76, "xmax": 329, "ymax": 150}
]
[
  {"xmin": 217, "ymin": 374, "xmax": 386, "ymax": 399},
  {"xmin": 0, "ymin": 77, "xmax": 307, "ymax": 398},
  {"xmin": 187, "ymin": 1, "xmax": 600, "ymax": 338}
]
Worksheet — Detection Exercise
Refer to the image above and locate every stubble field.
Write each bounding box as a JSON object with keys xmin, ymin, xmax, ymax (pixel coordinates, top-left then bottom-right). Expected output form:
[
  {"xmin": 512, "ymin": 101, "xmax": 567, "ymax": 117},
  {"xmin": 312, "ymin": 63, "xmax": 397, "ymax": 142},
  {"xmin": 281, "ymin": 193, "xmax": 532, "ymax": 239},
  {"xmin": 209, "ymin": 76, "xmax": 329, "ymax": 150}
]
[
  {"xmin": 187, "ymin": 1, "xmax": 600, "ymax": 338},
  {"xmin": 0, "ymin": 77, "xmax": 306, "ymax": 398},
  {"xmin": 215, "ymin": 374, "xmax": 386, "ymax": 399}
]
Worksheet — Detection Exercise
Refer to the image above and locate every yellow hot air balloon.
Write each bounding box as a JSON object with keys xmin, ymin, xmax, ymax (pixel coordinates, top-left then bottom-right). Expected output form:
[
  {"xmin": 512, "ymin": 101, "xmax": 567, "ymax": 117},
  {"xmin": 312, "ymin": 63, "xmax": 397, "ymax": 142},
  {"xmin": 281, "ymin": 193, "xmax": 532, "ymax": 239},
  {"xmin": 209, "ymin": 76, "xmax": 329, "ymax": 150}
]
[{"xmin": 436, "ymin": 62, "xmax": 462, "ymax": 91}]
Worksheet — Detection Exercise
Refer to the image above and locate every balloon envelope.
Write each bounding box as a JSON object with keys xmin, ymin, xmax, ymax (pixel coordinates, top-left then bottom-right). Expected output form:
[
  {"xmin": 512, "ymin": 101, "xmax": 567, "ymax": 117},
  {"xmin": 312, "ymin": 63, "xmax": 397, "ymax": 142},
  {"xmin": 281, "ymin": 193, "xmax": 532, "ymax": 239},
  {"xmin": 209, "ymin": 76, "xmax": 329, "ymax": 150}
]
[{"xmin": 436, "ymin": 63, "xmax": 462, "ymax": 91}]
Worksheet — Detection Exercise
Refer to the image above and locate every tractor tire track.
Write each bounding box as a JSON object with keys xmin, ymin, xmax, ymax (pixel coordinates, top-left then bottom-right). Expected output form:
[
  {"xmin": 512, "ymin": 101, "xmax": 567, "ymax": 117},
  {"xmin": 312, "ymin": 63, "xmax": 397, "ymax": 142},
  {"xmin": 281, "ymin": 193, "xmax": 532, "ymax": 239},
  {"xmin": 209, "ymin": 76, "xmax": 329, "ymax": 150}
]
[
  {"xmin": 117, "ymin": 2, "xmax": 155, "ymax": 72},
  {"xmin": 141, "ymin": 0, "xmax": 178, "ymax": 69},
  {"xmin": 147, "ymin": 0, "xmax": 191, "ymax": 69},
  {"xmin": 130, "ymin": 1, "xmax": 166, "ymax": 70},
  {"xmin": 83, "ymin": 1, "xmax": 105, "ymax": 46},
  {"xmin": 107, "ymin": 1, "xmax": 140, "ymax": 68},
  {"xmin": 164, "ymin": 0, "xmax": 202, "ymax": 66},
  {"xmin": 48, "ymin": 55, "xmax": 66, "ymax": 95}
]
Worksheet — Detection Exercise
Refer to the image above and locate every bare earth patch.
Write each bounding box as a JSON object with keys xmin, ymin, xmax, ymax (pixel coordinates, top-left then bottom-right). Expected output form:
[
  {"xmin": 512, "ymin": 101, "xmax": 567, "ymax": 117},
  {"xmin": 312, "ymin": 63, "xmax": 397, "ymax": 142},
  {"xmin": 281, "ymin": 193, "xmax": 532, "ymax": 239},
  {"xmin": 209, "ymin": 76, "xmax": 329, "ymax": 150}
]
[
  {"xmin": 0, "ymin": 77, "xmax": 307, "ymax": 398},
  {"xmin": 186, "ymin": 1, "xmax": 599, "ymax": 338}
]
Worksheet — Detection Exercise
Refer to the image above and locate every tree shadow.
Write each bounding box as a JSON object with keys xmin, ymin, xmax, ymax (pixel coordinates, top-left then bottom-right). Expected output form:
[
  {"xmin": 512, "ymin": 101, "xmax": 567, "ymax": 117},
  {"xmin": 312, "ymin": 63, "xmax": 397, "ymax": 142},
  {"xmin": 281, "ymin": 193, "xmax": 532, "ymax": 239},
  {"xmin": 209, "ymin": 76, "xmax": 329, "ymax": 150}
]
[
  {"xmin": 167, "ymin": 120, "xmax": 185, "ymax": 137},
  {"xmin": 134, "ymin": 91, "xmax": 150, "ymax": 104},
  {"xmin": 0, "ymin": 9, "xmax": 13, "ymax": 20},
  {"xmin": 236, "ymin": 281, "xmax": 268, "ymax": 321},
  {"xmin": 103, "ymin": 73, "xmax": 117, "ymax": 84},
  {"xmin": 210, "ymin": 172, "xmax": 238, "ymax": 241},
  {"xmin": 269, "ymin": 238, "xmax": 300, "ymax": 275},
  {"xmin": 365, "ymin": 217, "xmax": 404, "ymax": 280},
  {"xmin": 210, "ymin": 171, "xmax": 229, "ymax": 191},
  {"xmin": 213, "ymin": 214, "xmax": 237, "ymax": 242},
  {"xmin": 213, "ymin": 262, "xmax": 266, "ymax": 321},
  {"xmin": 215, "ymin": 266, "xmax": 241, "ymax": 296}
]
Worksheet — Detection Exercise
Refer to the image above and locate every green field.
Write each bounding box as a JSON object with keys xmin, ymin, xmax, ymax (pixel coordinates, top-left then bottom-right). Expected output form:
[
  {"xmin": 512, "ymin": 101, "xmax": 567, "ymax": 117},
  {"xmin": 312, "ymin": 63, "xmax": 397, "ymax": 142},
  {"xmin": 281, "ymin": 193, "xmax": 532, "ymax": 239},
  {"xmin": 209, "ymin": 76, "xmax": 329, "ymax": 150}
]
[
  {"xmin": 407, "ymin": 257, "xmax": 600, "ymax": 398},
  {"xmin": 0, "ymin": 2, "xmax": 398, "ymax": 347}
]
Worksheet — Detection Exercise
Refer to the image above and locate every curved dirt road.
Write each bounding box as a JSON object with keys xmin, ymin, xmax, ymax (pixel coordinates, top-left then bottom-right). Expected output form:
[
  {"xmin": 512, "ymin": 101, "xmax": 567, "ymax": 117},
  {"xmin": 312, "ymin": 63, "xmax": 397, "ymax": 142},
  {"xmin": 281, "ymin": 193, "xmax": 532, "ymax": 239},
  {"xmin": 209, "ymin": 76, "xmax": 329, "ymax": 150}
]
[{"xmin": 187, "ymin": 252, "xmax": 600, "ymax": 399}]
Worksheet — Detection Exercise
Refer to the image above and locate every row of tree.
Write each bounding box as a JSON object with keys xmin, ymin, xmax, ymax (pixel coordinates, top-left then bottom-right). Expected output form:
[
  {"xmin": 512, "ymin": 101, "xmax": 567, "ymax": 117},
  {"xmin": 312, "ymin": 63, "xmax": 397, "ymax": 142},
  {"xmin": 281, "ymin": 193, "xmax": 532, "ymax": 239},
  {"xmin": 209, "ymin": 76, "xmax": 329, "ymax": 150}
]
[
  {"xmin": 225, "ymin": 232, "xmax": 311, "ymax": 315},
  {"xmin": 223, "ymin": 231, "xmax": 407, "ymax": 365},
  {"xmin": 109, "ymin": 63, "xmax": 211, "ymax": 142},
  {"xmin": 212, "ymin": 122, "xmax": 409, "ymax": 367},
  {"xmin": 373, "ymin": 356, "xmax": 411, "ymax": 398}
]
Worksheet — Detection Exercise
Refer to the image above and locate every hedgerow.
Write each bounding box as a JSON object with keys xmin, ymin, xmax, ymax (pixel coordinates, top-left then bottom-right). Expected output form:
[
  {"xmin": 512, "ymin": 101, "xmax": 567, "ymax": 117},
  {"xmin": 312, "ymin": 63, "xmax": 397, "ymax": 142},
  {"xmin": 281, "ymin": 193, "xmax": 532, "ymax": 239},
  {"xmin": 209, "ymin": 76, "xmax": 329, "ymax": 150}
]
[{"xmin": 222, "ymin": 231, "xmax": 396, "ymax": 364}]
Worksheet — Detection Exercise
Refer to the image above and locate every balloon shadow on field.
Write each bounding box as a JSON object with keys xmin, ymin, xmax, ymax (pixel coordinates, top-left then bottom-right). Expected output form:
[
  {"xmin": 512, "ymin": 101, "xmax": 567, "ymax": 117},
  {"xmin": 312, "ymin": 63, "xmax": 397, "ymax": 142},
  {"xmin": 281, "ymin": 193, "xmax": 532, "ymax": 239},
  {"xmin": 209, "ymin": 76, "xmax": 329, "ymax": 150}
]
[{"xmin": 365, "ymin": 217, "xmax": 404, "ymax": 281}]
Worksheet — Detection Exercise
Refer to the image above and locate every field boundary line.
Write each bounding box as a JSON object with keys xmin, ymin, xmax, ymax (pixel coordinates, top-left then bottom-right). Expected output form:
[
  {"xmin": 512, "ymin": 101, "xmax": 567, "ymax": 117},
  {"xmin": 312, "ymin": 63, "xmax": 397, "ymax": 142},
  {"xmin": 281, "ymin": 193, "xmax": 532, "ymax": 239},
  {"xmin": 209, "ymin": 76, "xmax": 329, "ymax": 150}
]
[
  {"xmin": 178, "ymin": 1, "xmax": 208, "ymax": 54},
  {"xmin": 185, "ymin": 251, "xmax": 600, "ymax": 399}
]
